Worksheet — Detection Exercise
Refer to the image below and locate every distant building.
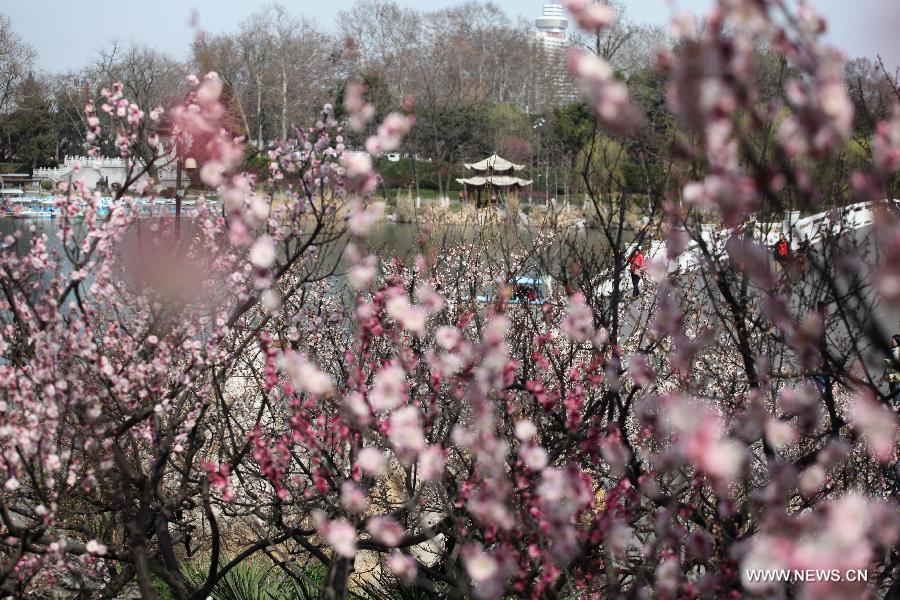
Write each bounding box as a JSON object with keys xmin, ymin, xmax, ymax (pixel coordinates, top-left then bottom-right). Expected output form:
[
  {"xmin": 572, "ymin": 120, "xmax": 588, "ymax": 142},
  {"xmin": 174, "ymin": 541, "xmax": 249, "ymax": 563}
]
[
  {"xmin": 534, "ymin": 3, "xmax": 577, "ymax": 103},
  {"xmin": 535, "ymin": 3, "xmax": 569, "ymax": 51}
]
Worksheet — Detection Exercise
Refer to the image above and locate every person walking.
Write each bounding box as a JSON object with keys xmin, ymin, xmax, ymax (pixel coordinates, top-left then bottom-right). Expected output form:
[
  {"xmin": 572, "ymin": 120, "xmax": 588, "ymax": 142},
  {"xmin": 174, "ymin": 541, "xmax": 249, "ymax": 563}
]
[
  {"xmin": 773, "ymin": 234, "xmax": 790, "ymax": 274},
  {"xmin": 882, "ymin": 334, "xmax": 900, "ymax": 405},
  {"xmin": 629, "ymin": 248, "xmax": 645, "ymax": 299}
]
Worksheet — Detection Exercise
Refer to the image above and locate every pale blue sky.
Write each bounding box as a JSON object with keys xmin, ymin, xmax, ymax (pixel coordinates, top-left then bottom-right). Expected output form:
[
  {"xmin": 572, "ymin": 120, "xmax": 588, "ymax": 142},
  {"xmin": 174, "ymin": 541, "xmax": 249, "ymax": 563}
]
[{"xmin": 3, "ymin": 0, "xmax": 898, "ymax": 73}]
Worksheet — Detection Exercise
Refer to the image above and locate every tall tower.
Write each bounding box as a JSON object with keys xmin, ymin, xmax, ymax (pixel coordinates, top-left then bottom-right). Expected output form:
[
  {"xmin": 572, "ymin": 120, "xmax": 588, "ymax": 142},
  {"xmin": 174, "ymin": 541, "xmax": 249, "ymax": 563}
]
[{"xmin": 535, "ymin": 3, "xmax": 569, "ymax": 50}]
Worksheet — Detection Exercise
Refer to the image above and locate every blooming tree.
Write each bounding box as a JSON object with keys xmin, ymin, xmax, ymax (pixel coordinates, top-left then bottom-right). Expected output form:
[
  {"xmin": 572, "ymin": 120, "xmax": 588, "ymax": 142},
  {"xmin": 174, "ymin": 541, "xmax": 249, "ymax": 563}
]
[{"xmin": 0, "ymin": 1, "xmax": 898, "ymax": 599}]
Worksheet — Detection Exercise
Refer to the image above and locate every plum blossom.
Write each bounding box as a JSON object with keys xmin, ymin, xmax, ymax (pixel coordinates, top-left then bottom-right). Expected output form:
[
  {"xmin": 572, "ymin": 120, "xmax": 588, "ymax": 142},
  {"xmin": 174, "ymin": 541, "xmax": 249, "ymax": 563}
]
[
  {"xmin": 778, "ymin": 52, "xmax": 855, "ymax": 157},
  {"xmin": 563, "ymin": 0, "xmax": 615, "ymax": 32},
  {"xmin": 463, "ymin": 545, "xmax": 498, "ymax": 583},
  {"xmin": 764, "ymin": 419, "xmax": 798, "ymax": 450},
  {"xmin": 561, "ymin": 293, "xmax": 593, "ymax": 342},
  {"xmin": 664, "ymin": 396, "xmax": 747, "ymax": 487},
  {"xmin": 567, "ymin": 48, "xmax": 641, "ymax": 135},
  {"xmin": 85, "ymin": 540, "xmax": 107, "ymax": 556},
  {"xmin": 514, "ymin": 419, "xmax": 537, "ymax": 441},
  {"xmin": 348, "ymin": 255, "xmax": 378, "ymax": 290},
  {"xmin": 341, "ymin": 152, "xmax": 378, "ymax": 194},
  {"xmin": 849, "ymin": 390, "xmax": 898, "ymax": 462},
  {"xmin": 626, "ymin": 353, "xmax": 654, "ymax": 387},
  {"xmin": 388, "ymin": 552, "xmax": 417, "ymax": 583},
  {"xmin": 341, "ymin": 481, "xmax": 369, "ymax": 513},
  {"xmin": 348, "ymin": 200, "xmax": 383, "ymax": 237},
  {"xmin": 415, "ymin": 284, "xmax": 444, "ymax": 313},
  {"xmin": 385, "ymin": 294, "xmax": 427, "ymax": 336},
  {"xmin": 432, "ymin": 328, "xmax": 461, "ymax": 353},
  {"xmin": 417, "ymin": 445, "xmax": 445, "ymax": 481},
  {"xmin": 343, "ymin": 81, "xmax": 376, "ymax": 132},
  {"xmin": 249, "ymin": 235, "xmax": 276, "ymax": 269},
  {"xmin": 356, "ymin": 447, "xmax": 387, "ymax": 477},
  {"xmin": 388, "ymin": 405, "xmax": 426, "ymax": 459},
  {"xmin": 873, "ymin": 108, "xmax": 900, "ymax": 172},
  {"xmin": 799, "ymin": 465, "xmax": 826, "ymax": 497},
  {"xmin": 370, "ymin": 363, "xmax": 407, "ymax": 411},
  {"xmin": 277, "ymin": 351, "xmax": 335, "ymax": 396},
  {"xmin": 521, "ymin": 445, "xmax": 549, "ymax": 471},
  {"xmin": 366, "ymin": 516, "xmax": 404, "ymax": 547},
  {"xmin": 742, "ymin": 495, "xmax": 899, "ymax": 597},
  {"xmin": 315, "ymin": 514, "xmax": 357, "ymax": 559},
  {"xmin": 260, "ymin": 289, "xmax": 282, "ymax": 314},
  {"xmin": 365, "ymin": 112, "xmax": 414, "ymax": 155}
]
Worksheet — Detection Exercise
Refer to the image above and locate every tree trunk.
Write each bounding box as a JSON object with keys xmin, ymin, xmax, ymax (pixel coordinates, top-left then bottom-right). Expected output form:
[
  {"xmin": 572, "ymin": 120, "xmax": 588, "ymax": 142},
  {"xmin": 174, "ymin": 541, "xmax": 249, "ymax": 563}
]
[
  {"xmin": 325, "ymin": 557, "xmax": 353, "ymax": 600},
  {"xmin": 281, "ymin": 62, "xmax": 288, "ymax": 141},
  {"xmin": 411, "ymin": 150, "xmax": 420, "ymax": 199},
  {"xmin": 255, "ymin": 74, "xmax": 263, "ymax": 148}
]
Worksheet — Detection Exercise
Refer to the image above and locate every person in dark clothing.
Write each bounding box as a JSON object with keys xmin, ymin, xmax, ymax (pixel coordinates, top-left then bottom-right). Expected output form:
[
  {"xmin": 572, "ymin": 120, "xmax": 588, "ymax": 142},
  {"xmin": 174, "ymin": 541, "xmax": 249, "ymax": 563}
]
[
  {"xmin": 774, "ymin": 234, "xmax": 790, "ymax": 274},
  {"xmin": 882, "ymin": 334, "xmax": 900, "ymax": 405},
  {"xmin": 629, "ymin": 248, "xmax": 645, "ymax": 299}
]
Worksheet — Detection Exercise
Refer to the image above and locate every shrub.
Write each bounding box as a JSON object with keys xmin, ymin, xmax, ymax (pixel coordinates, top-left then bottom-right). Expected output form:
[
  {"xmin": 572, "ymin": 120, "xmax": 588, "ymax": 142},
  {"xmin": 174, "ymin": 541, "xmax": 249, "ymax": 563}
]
[
  {"xmin": 394, "ymin": 194, "xmax": 416, "ymax": 223},
  {"xmin": 503, "ymin": 193, "xmax": 521, "ymax": 220}
]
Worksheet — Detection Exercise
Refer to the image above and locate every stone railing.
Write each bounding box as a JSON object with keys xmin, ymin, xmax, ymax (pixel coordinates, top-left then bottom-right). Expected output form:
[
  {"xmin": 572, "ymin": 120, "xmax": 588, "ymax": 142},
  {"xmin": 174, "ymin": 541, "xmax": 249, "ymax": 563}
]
[{"xmin": 33, "ymin": 155, "xmax": 177, "ymax": 183}]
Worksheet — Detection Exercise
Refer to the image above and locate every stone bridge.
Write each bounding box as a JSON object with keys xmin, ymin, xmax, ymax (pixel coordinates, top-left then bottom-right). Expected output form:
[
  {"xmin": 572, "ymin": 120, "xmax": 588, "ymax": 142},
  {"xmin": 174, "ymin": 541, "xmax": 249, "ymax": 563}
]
[{"xmin": 33, "ymin": 156, "xmax": 178, "ymax": 191}]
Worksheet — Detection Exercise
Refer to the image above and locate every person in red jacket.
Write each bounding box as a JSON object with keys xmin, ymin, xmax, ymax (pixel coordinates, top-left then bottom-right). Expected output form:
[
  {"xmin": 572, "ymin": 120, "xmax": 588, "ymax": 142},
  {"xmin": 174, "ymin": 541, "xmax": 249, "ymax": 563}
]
[
  {"xmin": 774, "ymin": 234, "xmax": 790, "ymax": 273},
  {"xmin": 629, "ymin": 248, "xmax": 645, "ymax": 298}
]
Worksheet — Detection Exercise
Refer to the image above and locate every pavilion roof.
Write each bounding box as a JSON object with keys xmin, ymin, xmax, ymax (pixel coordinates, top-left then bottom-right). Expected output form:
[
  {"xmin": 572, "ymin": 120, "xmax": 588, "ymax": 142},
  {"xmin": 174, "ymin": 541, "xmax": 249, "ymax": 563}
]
[
  {"xmin": 456, "ymin": 175, "xmax": 533, "ymax": 187},
  {"xmin": 463, "ymin": 154, "xmax": 525, "ymax": 172}
]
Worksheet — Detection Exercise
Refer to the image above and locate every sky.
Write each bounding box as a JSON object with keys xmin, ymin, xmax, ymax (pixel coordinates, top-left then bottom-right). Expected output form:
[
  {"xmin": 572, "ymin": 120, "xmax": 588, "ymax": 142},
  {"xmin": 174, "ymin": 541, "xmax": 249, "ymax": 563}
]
[{"xmin": 2, "ymin": 0, "xmax": 898, "ymax": 74}]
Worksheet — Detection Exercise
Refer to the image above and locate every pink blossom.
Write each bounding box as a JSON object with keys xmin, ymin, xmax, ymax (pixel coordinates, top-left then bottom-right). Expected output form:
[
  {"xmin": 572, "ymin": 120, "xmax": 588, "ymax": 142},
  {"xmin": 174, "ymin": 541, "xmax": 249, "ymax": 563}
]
[
  {"xmin": 849, "ymin": 390, "xmax": 898, "ymax": 462},
  {"xmin": 567, "ymin": 49, "xmax": 641, "ymax": 135},
  {"xmin": 563, "ymin": 0, "xmax": 615, "ymax": 32},
  {"xmin": 388, "ymin": 405, "xmax": 426, "ymax": 458},
  {"xmin": 388, "ymin": 552, "xmax": 417, "ymax": 583},
  {"xmin": 318, "ymin": 516, "xmax": 357, "ymax": 559},
  {"xmin": 874, "ymin": 108, "xmax": 900, "ymax": 172},
  {"xmin": 765, "ymin": 419, "xmax": 798, "ymax": 450},
  {"xmin": 85, "ymin": 540, "xmax": 107, "ymax": 556},
  {"xmin": 344, "ymin": 82, "xmax": 376, "ymax": 132},
  {"xmin": 665, "ymin": 397, "xmax": 747, "ymax": 486},
  {"xmin": 463, "ymin": 545, "xmax": 498, "ymax": 583},
  {"xmin": 415, "ymin": 284, "xmax": 444, "ymax": 314},
  {"xmin": 249, "ymin": 235, "xmax": 276, "ymax": 269},
  {"xmin": 345, "ymin": 391, "xmax": 372, "ymax": 425},
  {"xmin": 200, "ymin": 159, "xmax": 227, "ymax": 187},
  {"xmin": 521, "ymin": 445, "xmax": 549, "ymax": 471},
  {"xmin": 341, "ymin": 152, "xmax": 378, "ymax": 194},
  {"xmin": 356, "ymin": 447, "xmax": 387, "ymax": 477},
  {"xmin": 799, "ymin": 465, "xmax": 826, "ymax": 497},
  {"xmin": 365, "ymin": 112, "xmax": 414, "ymax": 154},
  {"xmin": 514, "ymin": 419, "xmax": 537, "ymax": 441},
  {"xmin": 561, "ymin": 293, "xmax": 593, "ymax": 342},
  {"xmin": 366, "ymin": 516, "xmax": 404, "ymax": 547},
  {"xmin": 435, "ymin": 326, "xmax": 461, "ymax": 350},
  {"xmin": 348, "ymin": 200, "xmax": 382, "ymax": 237},
  {"xmin": 260, "ymin": 290, "xmax": 282, "ymax": 314},
  {"xmin": 341, "ymin": 481, "xmax": 369, "ymax": 513},
  {"xmin": 277, "ymin": 351, "xmax": 334, "ymax": 396},
  {"xmin": 196, "ymin": 73, "xmax": 223, "ymax": 104},
  {"xmin": 370, "ymin": 363, "xmax": 407, "ymax": 411},
  {"xmin": 626, "ymin": 353, "xmax": 653, "ymax": 387},
  {"xmin": 386, "ymin": 294, "xmax": 427, "ymax": 336},
  {"xmin": 417, "ymin": 445, "xmax": 445, "ymax": 481}
]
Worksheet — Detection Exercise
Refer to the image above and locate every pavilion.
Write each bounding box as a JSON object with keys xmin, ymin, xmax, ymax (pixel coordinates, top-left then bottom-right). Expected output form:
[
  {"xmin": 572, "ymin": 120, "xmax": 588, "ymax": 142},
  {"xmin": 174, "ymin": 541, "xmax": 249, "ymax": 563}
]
[{"xmin": 456, "ymin": 154, "xmax": 532, "ymax": 208}]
